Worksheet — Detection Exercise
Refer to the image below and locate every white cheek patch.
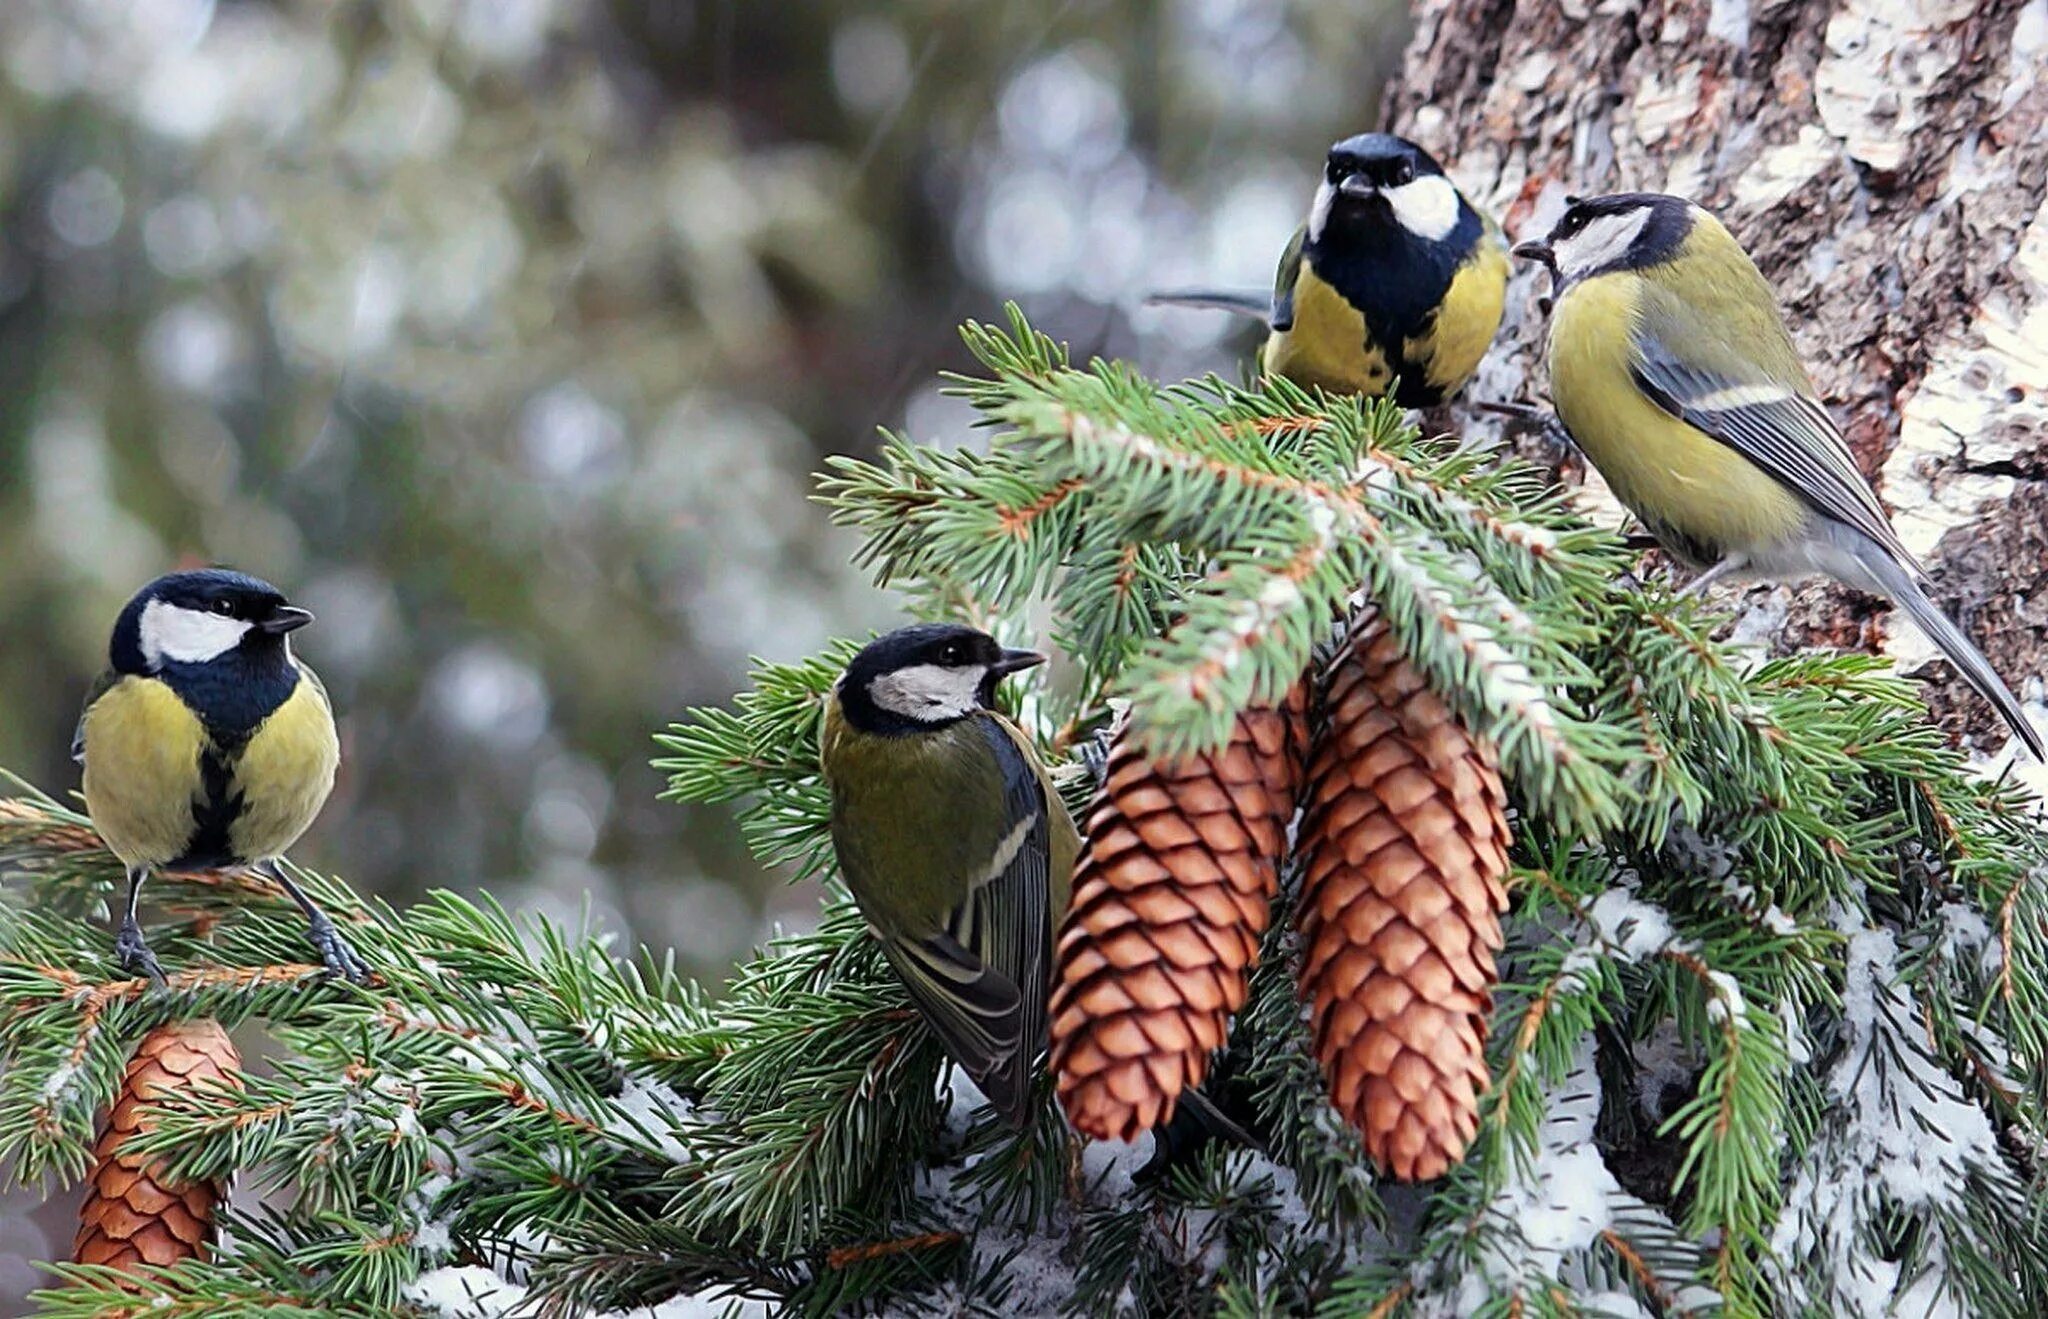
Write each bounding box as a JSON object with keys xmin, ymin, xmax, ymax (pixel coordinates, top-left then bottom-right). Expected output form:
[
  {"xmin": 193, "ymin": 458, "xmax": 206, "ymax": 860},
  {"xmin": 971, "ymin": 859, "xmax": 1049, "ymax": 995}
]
[
  {"xmin": 1553, "ymin": 210, "xmax": 1653, "ymax": 280},
  {"xmin": 870, "ymin": 663, "xmax": 986, "ymax": 723},
  {"xmin": 139, "ymin": 598, "xmax": 252, "ymax": 667},
  {"xmin": 1385, "ymin": 175, "xmax": 1461, "ymax": 242},
  {"xmin": 1306, "ymin": 178, "xmax": 1337, "ymax": 244}
]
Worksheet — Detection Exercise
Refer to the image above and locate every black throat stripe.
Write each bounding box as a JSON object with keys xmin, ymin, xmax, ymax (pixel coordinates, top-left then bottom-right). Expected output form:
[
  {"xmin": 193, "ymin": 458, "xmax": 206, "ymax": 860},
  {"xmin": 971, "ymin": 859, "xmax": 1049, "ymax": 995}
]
[{"xmin": 1304, "ymin": 201, "xmax": 1483, "ymax": 405}]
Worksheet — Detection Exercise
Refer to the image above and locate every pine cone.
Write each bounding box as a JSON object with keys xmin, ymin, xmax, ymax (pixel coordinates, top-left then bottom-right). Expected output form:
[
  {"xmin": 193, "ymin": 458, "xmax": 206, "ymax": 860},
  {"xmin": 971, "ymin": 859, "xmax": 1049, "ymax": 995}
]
[
  {"xmin": 1050, "ymin": 685, "xmax": 1308, "ymax": 1141},
  {"xmin": 1298, "ymin": 611, "xmax": 1511, "ymax": 1181},
  {"xmin": 75, "ymin": 1019, "xmax": 243, "ymax": 1271}
]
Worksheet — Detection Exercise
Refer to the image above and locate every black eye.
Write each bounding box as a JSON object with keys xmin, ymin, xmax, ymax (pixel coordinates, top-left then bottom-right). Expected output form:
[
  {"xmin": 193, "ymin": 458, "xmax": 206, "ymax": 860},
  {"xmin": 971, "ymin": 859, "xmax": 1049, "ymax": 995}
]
[
  {"xmin": 1325, "ymin": 160, "xmax": 1343, "ymax": 184},
  {"xmin": 940, "ymin": 643, "xmax": 965, "ymax": 664},
  {"xmin": 1392, "ymin": 160, "xmax": 1414, "ymax": 186},
  {"xmin": 211, "ymin": 599, "xmax": 236, "ymax": 617}
]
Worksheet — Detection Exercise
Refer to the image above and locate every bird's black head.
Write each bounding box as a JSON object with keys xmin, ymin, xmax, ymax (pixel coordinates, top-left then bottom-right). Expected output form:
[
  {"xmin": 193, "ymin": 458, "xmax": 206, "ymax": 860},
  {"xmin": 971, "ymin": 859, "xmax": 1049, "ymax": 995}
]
[
  {"xmin": 110, "ymin": 568, "xmax": 313, "ymax": 675},
  {"xmin": 1324, "ymin": 133, "xmax": 1445, "ymax": 193},
  {"xmin": 1312, "ymin": 133, "xmax": 1466, "ymax": 244},
  {"xmin": 837, "ymin": 622, "xmax": 1044, "ymax": 736},
  {"xmin": 1511, "ymin": 192, "xmax": 1695, "ymax": 285}
]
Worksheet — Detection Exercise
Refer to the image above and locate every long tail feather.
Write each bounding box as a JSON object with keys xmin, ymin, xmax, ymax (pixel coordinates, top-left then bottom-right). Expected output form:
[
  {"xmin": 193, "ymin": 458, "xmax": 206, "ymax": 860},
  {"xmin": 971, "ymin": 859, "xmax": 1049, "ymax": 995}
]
[
  {"xmin": 1143, "ymin": 288, "xmax": 1274, "ymax": 323},
  {"xmin": 1853, "ymin": 542, "xmax": 2044, "ymax": 760},
  {"xmin": 1174, "ymin": 1086, "xmax": 1265, "ymax": 1153}
]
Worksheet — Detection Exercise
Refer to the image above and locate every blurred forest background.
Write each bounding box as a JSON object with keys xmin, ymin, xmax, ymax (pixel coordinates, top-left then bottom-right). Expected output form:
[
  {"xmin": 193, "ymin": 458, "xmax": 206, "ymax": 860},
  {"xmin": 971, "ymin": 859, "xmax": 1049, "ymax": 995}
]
[
  {"xmin": 0, "ymin": 0, "xmax": 1415, "ymax": 1301},
  {"xmin": 0, "ymin": 0, "xmax": 1411, "ymax": 970}
]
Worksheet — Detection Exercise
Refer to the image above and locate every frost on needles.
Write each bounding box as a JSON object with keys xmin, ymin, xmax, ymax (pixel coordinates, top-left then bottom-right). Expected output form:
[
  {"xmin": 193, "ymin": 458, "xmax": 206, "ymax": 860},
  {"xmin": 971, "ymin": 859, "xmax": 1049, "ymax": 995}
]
[{"xmin": 0, "ymin": 308, "xmax": 2045, "ymax": 1317}]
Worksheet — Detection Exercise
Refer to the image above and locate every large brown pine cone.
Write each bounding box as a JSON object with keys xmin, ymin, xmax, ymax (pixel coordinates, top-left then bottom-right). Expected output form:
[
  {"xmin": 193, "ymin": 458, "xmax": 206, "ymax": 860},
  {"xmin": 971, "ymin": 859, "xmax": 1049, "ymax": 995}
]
[
  {"xmin": 75, "ymin": 1018, "xmax": 243, "ymax": 1271},
  {"xmin": 1299, "ymin": 611, "xmax": 1511, "ymax": 1181},
  {"xmin": 1050, "ymin": 685, "xmax": 1308, "ymax": 1142}
]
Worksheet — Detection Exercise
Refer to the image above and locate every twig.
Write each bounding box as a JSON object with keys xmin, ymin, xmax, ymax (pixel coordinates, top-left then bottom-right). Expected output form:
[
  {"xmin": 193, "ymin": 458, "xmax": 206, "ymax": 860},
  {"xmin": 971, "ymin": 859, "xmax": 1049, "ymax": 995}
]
[{"xmin": 824, "ymin": 1230, "xmax": 964, "ymax": 1270}]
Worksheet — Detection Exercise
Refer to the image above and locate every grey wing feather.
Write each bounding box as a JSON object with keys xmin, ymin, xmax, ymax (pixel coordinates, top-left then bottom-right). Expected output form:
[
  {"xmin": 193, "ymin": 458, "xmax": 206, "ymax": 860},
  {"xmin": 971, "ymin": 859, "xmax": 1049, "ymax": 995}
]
[
  {"xmin": 880, "ymin": 928, "xmax": 1025, "ymax": 1091},
  {"xmin": 297, "ymin": 659, "xmax": 331, "ymax": 703},
  {"xmin": 72, "ymin": 669, "xmax": 120, "ymax": 765},
  {"xmin": 1629, "ymin": 328, "xmax": 1923, "ymax": 577},
  {"xmin": 973, "ymin": 716, "xmax": 1053, "ymax": 1065},
  {"xmin": 1270, "ymin": 226, "xmax": 1305, "ymax": 332},
  {"xmin": 883, "ymin": 718, "xmax": 1053, "ymax": 1124}
]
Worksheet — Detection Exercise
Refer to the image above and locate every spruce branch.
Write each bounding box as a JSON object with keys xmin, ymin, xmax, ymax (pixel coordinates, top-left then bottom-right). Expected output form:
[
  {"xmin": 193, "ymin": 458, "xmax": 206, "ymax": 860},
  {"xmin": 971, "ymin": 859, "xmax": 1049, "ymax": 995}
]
[
  {"xmin": 819, "ymin": 437, "xmax": 1090, "ymax": 608},
  {"xmin": 653, "ymin": 644, "xmax": 854, "ymax": 882},
  {"xmin": 6, "ymin": 308, "xmax": 2048, "ymax": 1315},
  {"xmin": 857, "ymin": 314, "xmax": 1652, "ymax": 836}
]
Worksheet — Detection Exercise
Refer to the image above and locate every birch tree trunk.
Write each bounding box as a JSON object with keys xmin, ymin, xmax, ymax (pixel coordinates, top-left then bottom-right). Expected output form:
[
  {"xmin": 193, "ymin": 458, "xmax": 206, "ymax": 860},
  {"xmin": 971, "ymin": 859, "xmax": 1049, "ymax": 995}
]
[{"xmin": 1391, "ymin": 0, "xmax": 2048, "ymax": 763}]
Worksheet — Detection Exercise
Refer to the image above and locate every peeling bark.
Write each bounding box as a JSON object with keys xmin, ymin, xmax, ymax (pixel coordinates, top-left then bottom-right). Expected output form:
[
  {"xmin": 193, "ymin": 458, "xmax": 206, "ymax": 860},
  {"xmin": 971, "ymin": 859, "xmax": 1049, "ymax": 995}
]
[{"xmin": 1390, "ymin": 0, "xmax": 2048, "ymax": 761}]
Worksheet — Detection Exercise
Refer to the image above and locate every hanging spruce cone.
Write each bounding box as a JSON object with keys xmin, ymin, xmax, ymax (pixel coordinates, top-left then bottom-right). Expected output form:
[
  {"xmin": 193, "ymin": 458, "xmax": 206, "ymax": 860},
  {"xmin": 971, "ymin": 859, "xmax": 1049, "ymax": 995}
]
[
  {"xmin": 1298, "ymin": 610, "xmax": 1511, "ymax": 1182},
  {"xmin": 75, "ymin": 1018, "xmax": 243, "ymax": 1272},
  {"xmin": 1050, "ymin": 684, "xmax": 1308, "ymax": 1142}
]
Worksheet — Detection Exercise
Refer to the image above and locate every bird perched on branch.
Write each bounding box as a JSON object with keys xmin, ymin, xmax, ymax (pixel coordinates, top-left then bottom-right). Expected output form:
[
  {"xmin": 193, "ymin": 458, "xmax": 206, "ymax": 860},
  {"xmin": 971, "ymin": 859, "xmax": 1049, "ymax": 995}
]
[
  {"xmin": 75, "ymin": 569, "xmax": 365, "ymax": 981},
  {"xmin": 1515, "ymin": 192, "xmax": 2044, "ymax": 759},
  {"xmin": 820, "ymin": 623, "xmax": 1079, "ymax": 1124},
  {"xmin": 1149, "ymin": 132, "xmax": 1508, "ymax": 407}
]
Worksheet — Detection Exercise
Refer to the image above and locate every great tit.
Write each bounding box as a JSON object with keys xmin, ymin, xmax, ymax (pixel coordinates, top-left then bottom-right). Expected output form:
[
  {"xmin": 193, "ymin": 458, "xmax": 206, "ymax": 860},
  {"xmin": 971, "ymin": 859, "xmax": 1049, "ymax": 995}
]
[
  {"xmin": 1151, "ymin": 132, "xmax": 1509, "ymax": 406},
  {"xmin": 74, "ymin": 569, "xmax": 366, "ymax": 981},
  {"xmin": 1515, "ymin": 192, "xmax": 2044, "ymax": 758},
  {"xmin": 820, "ymin": 623, "xmax": 1080, "ymax": 1124}
]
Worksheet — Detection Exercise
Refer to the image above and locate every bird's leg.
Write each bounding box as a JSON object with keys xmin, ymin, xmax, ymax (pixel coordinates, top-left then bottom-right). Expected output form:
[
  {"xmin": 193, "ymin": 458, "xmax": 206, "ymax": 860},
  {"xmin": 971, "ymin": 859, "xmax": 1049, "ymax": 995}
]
[
  {"xmin": 261, "ymin": 862, "xmax": 370, "ymax": 983},
  {"xmin": 1678, "ymin": 555, "xmax": 1748, "ymax": 598},
  {"xmin": 1474, "ymin": 400, "xmax": 1574, "ymax": 452},
  {"xmin": 114, "ymin": 866, "xmax": 166, "ymax": 985},
  {"xmin": 1076, "ymin": 724, "xmax": 1119, "ymax": 791}
]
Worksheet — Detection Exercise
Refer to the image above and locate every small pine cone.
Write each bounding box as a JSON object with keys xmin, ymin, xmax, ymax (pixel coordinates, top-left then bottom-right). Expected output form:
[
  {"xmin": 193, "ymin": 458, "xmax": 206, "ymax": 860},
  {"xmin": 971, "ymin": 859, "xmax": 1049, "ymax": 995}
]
[
  {"xmin": 75, "ymin": 1019, "xmax": 243, "ymax": 1271},
  {"xmin": 1299, "ymin": 611, "xmax": 1511, "ymax": 1182},
  {"xmin": 1050, "ymin": 685, "xmax": 1309, "ymax": 1141}
]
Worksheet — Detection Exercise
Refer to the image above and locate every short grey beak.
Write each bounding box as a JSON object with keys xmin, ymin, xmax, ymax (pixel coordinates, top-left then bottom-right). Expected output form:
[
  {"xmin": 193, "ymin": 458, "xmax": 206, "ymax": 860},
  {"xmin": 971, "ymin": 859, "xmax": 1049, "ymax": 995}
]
[
  {"xmin": 1512, "ymin": 239, "xmax": 1555, "ymax": 268},
  {"xmin": 259, "ymin": 605, "xmax": 314, "ymax": 635},
  {"xmin": 991, "ymin": 648, "xmax": 1046, "ymax": 677},
  {"xmin": 1336, "ymin": 174, "xmax": 1377, "ymax": 201}
]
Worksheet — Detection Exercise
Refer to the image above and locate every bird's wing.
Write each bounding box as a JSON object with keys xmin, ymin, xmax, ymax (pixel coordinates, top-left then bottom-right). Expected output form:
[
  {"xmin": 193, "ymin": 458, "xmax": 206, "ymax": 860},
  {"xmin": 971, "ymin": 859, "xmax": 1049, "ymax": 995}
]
[
  {"xmin": 294, "ymin": 656, "xmax": 335, "ymax": 713},
  {"xmin": 870, "ymin": 715, "xmax": 1054, "ymax": 1125},
  {"xmin": 71, "ymin": 669, "xmax": 120, "ymax": 765},
  {"xmin": 973, "ymin": 714, "xmax": 1055, "ymax": 1065},
  {"xmin": 1270, "ymin": 225, "xmax": 1306, "ymax": 332},
  {"xmin": 879, "ymin": 926, "xmax": 1027, "ymax": 1113},
  {"xmin": 1629, "ymin": 306, "xmax": 1922, "ymax": 575}
]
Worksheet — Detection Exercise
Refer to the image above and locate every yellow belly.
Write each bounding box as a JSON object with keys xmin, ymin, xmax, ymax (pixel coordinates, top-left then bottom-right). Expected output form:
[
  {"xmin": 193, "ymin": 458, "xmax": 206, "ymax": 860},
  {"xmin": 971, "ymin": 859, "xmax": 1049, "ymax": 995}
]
[
  {"xmin": 229, "ymin": 674, "xmax": 340, "ymax": 862},
  {"xmin": 1264, "ymin": 268, "xmax": 1393, "ymax": 396},
  {"xmin": 80, "ymin": 669, "xmax": 339, "ymax": 869},
  {"xmin": 1415, "ymin": 238, "xmax": 1508, "ymax": 396},
  {"xmin": 82, "ymin": 677, "xmax": 208, "ymax": 868},
  {"xmin": 1265, "ymin": 244, "xmax": 1507, "ymax": 403},
  {"xmin": 1548, "ymin": 274, "xmax": 1806, "ymax": 557}
]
